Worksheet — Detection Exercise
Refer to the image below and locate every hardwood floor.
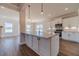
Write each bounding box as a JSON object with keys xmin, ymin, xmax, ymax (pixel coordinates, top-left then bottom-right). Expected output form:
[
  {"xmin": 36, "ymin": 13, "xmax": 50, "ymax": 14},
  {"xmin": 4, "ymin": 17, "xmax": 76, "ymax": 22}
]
[
  {"xmin": 59, "ymin": 39, "xmax": 79, "ymax": 56},
  {"xmin": 0, "ymin": 36, "xmax": 79, "ymax": 56},
  {"xmin": 19, "ymin": 44, "xmax": 39, "ymax": 56},
  {"xmin": 0, "ymin": 37, "xmax": 39, "ymax": 56}
]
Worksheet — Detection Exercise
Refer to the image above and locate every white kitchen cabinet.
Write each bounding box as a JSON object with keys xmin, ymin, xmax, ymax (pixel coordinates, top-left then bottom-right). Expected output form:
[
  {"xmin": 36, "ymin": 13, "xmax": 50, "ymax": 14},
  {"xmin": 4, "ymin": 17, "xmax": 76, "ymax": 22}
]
[
  {"xmin": 62, "ymin": 31, "xmax": 79, "ymax": 43},
  {"xmin": 25, "ymin": 35, "xmax": 32, "ymax": 48},
  {"xmin": 68, "ymin": 32, "xmax": 73, "ymax": 41},
  {"xmin": 32, "ymin": 36, "xmax": 39, "ymax": 53},
  {"xmin": 25, "ymin": 35, "xmax": 29, "ymax": 45},
  {"xmin": 62, "ymin": 31, "xmax": 70, "ymax": 40},
  {"xmin": 20, "ymin": 33, "xmax": 25, "ymax": 43},
  {"xmin": 51, "ymin": 35, "xmax": 59, "ymax": 56},
  {"xmin": 73, "ymin": 32, "xmax": 78, "ymax": 42},
  {"xmin": 69, "ymin": 32, "xmax": 76, "ymax": 42},
  {"xmin": 62, "ymin": 31, "xmax": 72, "ymax": 41},
  {"xmin": 76, "ymin": 33, "xmax": 79, "ymax": 42},
  {"xmin": 25, "ymin": 34, "xmax": 28, "ymax": 44},
  {"xmin": 39, "ymin": 38, "xmax": 50, "ymax": 56},
  {"xmin": 25, "ymin": 34, "xmax": 59, "ymax": 56}
]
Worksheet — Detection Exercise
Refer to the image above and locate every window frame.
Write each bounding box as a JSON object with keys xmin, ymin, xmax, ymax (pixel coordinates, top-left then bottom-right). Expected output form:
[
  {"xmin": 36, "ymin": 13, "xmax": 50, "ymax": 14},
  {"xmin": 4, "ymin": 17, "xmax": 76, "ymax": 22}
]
[
  {"xmin": 4, "ymin": 22, "xmax": 13, "ymax": 33},
  {"xmin": 26, "ymin": 24, "xmax": 32, "ymax": 34}
]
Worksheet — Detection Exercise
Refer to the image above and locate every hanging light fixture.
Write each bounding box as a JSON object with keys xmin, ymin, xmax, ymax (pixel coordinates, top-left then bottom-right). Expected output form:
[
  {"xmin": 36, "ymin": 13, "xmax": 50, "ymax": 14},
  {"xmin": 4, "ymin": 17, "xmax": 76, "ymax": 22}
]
[
  {"xmin": 28, "ymin": 4, "xmax": 31, "ymax": 22},
  {"xmin": 41, "ymin": 3, "xmax": 44, "ymax": 15}
]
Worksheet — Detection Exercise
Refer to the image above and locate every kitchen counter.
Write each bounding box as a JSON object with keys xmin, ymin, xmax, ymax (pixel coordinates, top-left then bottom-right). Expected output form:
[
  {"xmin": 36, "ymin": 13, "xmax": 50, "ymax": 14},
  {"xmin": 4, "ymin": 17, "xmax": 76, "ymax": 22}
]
[
  {"xmin": 20, "ymin": 32, "xmax": 59, "ymax": 56},
  {"xmin": 63, "ymin": 30, "xmax": 79, "ymax": 33},
  {"xmin": 24, "ymin": 32, "xmax": 58, "ymax": 39}
]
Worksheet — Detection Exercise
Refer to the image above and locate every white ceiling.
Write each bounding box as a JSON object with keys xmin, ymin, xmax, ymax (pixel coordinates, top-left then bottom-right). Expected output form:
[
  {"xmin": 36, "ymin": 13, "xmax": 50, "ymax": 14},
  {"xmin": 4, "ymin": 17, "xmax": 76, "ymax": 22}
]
[
  {"xmin": 25, "ymin": 3, "xmax": 79, "ymax": 23},
  {"xmin": 0, "ymin": 5, "xmax": 19, "ymax": 21},
  {"xmin": 0, "ymin": 3, "xmax": 79, "ymax": 23}
]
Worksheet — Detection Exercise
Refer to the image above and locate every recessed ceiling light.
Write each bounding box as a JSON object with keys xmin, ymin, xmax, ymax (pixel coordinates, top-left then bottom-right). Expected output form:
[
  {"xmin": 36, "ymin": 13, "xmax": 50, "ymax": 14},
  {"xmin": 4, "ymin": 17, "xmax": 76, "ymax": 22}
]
[
  {"xmin": 1, "ymin": 6, "xmax": 5, "ymax": 9},
  {"xmin": 64, "ymin": 8, "xmax": 69, "ymax": 11}
]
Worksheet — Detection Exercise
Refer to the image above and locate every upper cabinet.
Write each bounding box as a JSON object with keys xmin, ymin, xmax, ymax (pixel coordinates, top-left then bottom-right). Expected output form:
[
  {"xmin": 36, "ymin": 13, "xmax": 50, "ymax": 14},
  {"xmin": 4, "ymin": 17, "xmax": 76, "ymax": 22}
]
[{"xmin": 63, "ymin": 16, "xmax": 79, "ymax": 32}]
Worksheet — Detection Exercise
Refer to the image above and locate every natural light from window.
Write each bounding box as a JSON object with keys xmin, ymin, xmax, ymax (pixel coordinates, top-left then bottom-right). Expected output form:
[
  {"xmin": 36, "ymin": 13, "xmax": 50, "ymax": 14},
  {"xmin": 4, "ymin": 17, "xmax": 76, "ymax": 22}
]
[
  {"xmin": 26, "ymin": 24, "xmax": 31, "ymax": 34},
  {"xmin": 4, "ymin": 22, "xmax": 13, "ymax": 33},
  {"xmin": 36, "ymin": 24, "xmax": 43, "ymax": 36}
]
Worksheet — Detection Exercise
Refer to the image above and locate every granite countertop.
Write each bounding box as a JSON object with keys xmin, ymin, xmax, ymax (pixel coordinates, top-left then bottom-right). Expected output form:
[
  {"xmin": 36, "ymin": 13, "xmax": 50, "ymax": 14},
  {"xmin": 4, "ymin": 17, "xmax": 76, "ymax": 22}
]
[
  {"xmin": 63, "ymin": 30, "xmax": 79, "ymax": 33},
  {"xmin": 25, "ymin": 32, "xmax": 58, "ymax": 39}
]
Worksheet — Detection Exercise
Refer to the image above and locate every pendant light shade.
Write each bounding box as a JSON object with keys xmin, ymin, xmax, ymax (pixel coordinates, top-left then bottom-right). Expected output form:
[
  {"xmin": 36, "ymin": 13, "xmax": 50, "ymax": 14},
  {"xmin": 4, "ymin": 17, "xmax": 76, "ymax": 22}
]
[
  {"xmin": 41, "ymin": 3, "xmax": 44, "ymax": 15},
  {"xmin": 28, "ymin": 4, "xmax": 32, "ymax": 22},
  {"xmin": 28, "ymin": 5, "xmax": 31, "ymax": 19}
]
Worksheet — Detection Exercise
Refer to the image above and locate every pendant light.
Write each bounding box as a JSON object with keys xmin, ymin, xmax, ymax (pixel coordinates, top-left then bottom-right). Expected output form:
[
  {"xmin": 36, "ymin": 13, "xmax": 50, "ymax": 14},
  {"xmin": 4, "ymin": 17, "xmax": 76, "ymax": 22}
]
[
  {"xmin": 28, "ymin": 4, "xmax": 31, "ymax": 22},
  {"xmin": 41, "ymin": 3, "xmax": 44, "ymax": 15}
]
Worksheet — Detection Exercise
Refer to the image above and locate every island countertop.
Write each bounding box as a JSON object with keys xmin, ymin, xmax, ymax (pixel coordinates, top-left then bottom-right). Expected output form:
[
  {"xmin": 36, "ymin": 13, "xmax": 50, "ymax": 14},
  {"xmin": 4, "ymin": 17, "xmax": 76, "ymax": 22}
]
[{"xmin": 23, "ymin": 32, "xmax": 58, "ymax": 39}]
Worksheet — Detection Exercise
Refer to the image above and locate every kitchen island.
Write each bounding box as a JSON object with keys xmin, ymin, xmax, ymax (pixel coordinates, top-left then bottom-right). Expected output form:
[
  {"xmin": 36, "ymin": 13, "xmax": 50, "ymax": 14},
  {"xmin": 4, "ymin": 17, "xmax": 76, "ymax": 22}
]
[{"xmin": 20, "ymin": 32, "xmax": 59, "ymax": 56}]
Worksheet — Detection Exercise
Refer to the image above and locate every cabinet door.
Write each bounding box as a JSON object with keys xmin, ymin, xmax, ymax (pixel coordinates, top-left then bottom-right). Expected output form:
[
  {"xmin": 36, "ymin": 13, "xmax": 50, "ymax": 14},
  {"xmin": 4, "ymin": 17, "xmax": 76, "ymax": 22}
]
[
  {"xmin": 69, "ymin": 32, "xmax": 75, "ymax": 42},
  {"xmin": 39, "ymin": 38, "xmax": 50, "ymax": 56},
  {"xmin": 25, "ymin": 35, "xmax": 28, "ymax": 45},
  {"xmin": 62, "ymin": 31, "xmax": 69, "ymax": 40},
  {"xmin": 76, "ymin": 33, "xmax": 79, "ymax": 43},
  {"xmin": 26, "ymin": 35, "xmax": 32, "ymax": 48},
  {"xmin": 67, "ymin": 32, "xmax": 71, "ymax": 41},
  {"xmin": 32, "ymin": 36, "xmax": 38, "ymax": 53},
  {"xmin": 71, "ymin": 32, "xmax": 79, "ymax": 43},
  {"xmin": 69, "ymin": 32, "xmax": 78, "ymax": 42},
  {"xmin": 20, "ymin": 33, "xmax": 25, "ymax": 43},
  {"xmin": 51, "ymin": 35, "xmax": 59, "ymax": 56}
]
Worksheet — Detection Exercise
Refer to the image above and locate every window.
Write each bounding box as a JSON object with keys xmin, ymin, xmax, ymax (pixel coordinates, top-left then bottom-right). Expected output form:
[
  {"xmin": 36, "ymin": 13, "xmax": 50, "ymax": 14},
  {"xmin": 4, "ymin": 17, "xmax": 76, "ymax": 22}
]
[
  {"xmin": 26, "ymin": 24, "xmax": 31, "ymax": 34},
  {"xmin": 4, "ymin": 22, "xmax": 13, "ymax": 33},
  {"xmin": 36, "ymin": 24, "xmax": 43, "ymax": 35}
]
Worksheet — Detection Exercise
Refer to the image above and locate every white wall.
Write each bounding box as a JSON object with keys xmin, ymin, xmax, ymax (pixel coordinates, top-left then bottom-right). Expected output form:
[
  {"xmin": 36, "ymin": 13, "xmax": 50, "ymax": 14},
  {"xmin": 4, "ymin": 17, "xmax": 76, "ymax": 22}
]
[{"xmin": 0, "ymin": 18, "xmax": 20, "ymax": 38}]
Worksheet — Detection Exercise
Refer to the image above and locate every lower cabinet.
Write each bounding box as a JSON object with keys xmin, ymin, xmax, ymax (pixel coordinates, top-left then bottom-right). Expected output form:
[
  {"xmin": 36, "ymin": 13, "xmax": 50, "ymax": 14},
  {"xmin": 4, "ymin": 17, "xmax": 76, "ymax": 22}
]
[
  {"xmin": 62, "ymin": 31, "xmax": 70, "ymax": 40},
  {"xmin": 32, "ymin": 36, "xmax": 39, "ymax": 53},
  {"xmin": 25, "ymin": 35, "xmax": 32, "ymax": 48},
  {"xmin": 39, "ymin": 38, "xmax": 50, "ymax": 56},
  {"xmin": 25, "ymin": 34, "xmax": 59, "ymax": 56},
  {"xmin": 51, "ymin": 35, "xmax": 59, "ymax": 56},
  {"xmin": 70, "ymin": 32, "xmax": 76, "ymax": 42},
  {"xmin": 76, "ymin": 33, "xmax": 79, "ymax": 42},
  {"xmin": 20, "ymin": 33, "xmax": 25, "ymax": 43},
  {"xmin": 62, "ymin": 31, "xmax": 79, "ymax": 43},
  {"xmin": 30, "ymin": 36, "xmax": 51, "ymax": 56},
  {"xmin": 71, "ymin": 32, "xmax": 79, "ymax": 42},
  {"xmin": 25, "ymin": 35, "xmax": 50, "ymax": 56}
]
